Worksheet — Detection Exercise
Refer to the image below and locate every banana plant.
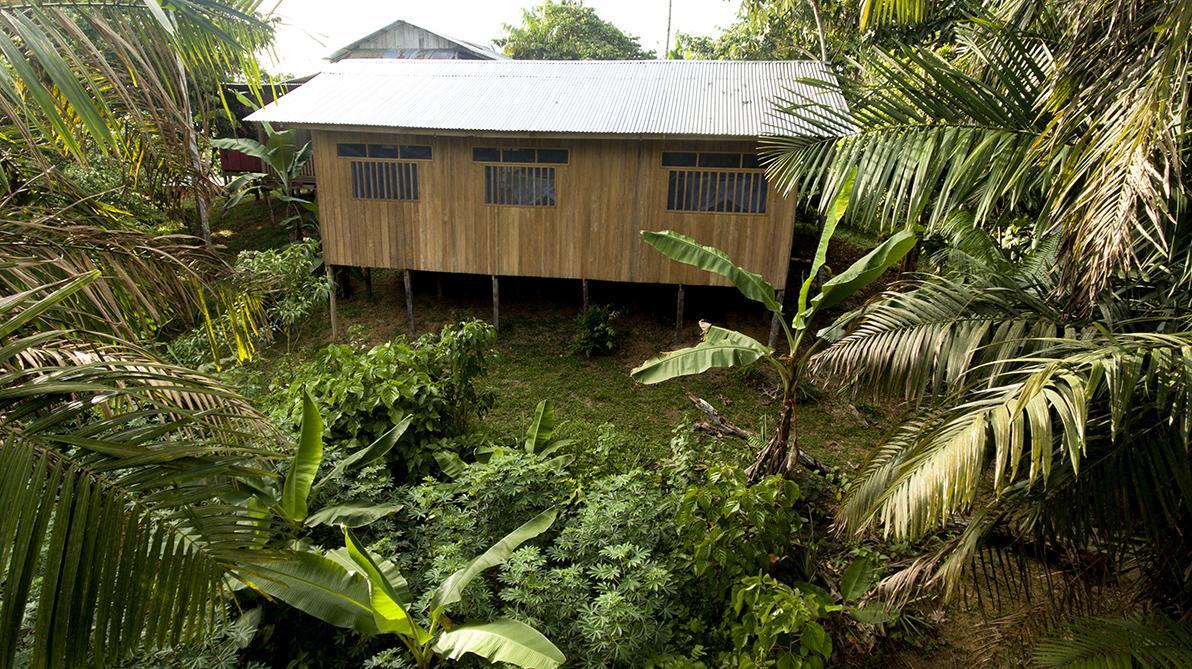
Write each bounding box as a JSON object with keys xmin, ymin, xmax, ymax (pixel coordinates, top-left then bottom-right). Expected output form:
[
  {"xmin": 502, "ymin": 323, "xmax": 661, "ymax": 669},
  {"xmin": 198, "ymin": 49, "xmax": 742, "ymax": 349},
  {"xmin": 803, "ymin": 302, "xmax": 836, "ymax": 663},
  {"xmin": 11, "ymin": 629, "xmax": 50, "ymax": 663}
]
[
  {"xmin": 631, "ymin": 177, "xmax": 917, "ymax": 479},
  {"xmin": 246, "ymin": 392, "xmax": 411, "ymax": 531},
  {"xmin": 242, "ymin": 509, "xmax": 565, "ymax": 669},
  {"xmin": 435, "ymin": 399, "xmax": 574, "ymax": 478},
  {"xmin": 212, "ymin": 121, "xmax": 315, "ymax": 239}
]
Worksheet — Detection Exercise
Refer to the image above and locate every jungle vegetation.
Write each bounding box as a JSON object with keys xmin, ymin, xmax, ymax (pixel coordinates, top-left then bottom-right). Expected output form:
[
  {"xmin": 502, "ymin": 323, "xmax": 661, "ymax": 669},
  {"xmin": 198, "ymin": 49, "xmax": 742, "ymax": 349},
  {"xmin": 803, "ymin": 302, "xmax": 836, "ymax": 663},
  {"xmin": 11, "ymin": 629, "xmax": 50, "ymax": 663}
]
[{"xmin": 0, "ymin": 0, "xmax": 1189, "ymax": 668}]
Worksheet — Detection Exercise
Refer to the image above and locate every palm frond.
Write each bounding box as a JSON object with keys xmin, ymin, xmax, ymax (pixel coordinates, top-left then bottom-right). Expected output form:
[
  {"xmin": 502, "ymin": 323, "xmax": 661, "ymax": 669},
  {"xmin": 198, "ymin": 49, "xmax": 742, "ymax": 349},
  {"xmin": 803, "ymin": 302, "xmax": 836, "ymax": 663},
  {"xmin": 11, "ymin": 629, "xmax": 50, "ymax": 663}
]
[
  {"xmin": 1034, "ymin": 616, "xmax": 1192, "ymax": 668},
  {"xmin": 1040, "ymin": 0, "xmax": 1191, "ymax": 305},
  {"xmin": 838, "ymin": 332, "xmax": 1192, "ymax": 540},
  {"xmin": 765, "ymin": 25, "xmax": 1049, "ymax": 236},
  {"xmin": 0, "ymin": 0, "xmax": 274, "ymax": 161},
  {"xmin": 0, "ymin": 263, "xmax": 279, "ymax": 668},
  {"xmin": 0, "ymin": 215, "xmax": 266, "ymax": 359},
  {"xmin": 812, "ymin": 272, "xmax": 1068, "ymax": 400}
]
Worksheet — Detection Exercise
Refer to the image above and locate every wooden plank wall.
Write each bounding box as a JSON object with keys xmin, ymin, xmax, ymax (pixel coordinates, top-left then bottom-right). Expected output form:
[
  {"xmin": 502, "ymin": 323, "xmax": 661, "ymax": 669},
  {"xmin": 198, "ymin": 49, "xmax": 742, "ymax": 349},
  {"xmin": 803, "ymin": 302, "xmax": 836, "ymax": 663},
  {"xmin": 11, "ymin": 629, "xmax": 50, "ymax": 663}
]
[{"xmin": 311, "ymin": 130, "xmax": 798, "ymax": 287}]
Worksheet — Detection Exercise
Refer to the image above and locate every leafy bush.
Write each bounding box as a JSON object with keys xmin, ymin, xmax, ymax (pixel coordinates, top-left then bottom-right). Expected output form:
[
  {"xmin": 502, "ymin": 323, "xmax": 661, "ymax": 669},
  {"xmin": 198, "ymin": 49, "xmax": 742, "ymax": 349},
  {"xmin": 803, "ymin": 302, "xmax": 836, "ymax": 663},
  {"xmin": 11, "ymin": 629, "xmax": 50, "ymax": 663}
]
[
  {"xmin": 165, "ymin": 239, "xmax": 329, "ymax": 367},
  {"xmin": 234, "ymin": 238, "xmax": 330, "ymax": 346},
  {"xmin": 264, "ymin": 320, "xmax": 496, "ymax": 481},
  {"xmin": 720, "ymin": 575, "xmax": 836, "ymax": 669},
  {"xmin": 571, "ymin": 304, "xmax": 621, "ymax": 357},
  {"xmin": 676, "ymin": 467, "xmax": 807, "ymax": 594}
]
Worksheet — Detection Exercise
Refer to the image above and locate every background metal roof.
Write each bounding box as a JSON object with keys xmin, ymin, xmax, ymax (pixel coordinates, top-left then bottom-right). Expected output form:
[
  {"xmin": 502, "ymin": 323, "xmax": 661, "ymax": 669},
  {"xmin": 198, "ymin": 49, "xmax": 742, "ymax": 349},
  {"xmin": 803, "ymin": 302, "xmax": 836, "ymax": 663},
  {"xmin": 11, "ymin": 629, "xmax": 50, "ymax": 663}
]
[{"xmin": 248, "ymin": 59, "xmax": 848, "ymax": 137}]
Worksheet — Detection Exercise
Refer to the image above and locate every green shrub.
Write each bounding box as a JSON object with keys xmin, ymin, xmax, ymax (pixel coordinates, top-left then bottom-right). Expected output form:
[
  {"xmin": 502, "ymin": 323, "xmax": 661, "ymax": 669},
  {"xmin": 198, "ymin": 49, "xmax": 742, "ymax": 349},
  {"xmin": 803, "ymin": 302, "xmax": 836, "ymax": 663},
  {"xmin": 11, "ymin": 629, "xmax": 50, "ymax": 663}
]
[
  {"xmin": 720, "ymin": 575, "xmax": 836, "ymax": 669},
  {"xmin": 265, "ymin": 320, "xmax": 497, "ymax": 481},
  {"xmin": 234, "ymin": 238, "xmax": 330, "ymax": 346},
  {"xmin": 675, "ymin": 467, "xmax": 806, "ymax": 597},
  {"xmin": 165, "ymin": 239, "xmax": 329, "ymax": 367},
  {"xmin": 571, "ymin": 304, "xmax": 621, "ymax": 357}
]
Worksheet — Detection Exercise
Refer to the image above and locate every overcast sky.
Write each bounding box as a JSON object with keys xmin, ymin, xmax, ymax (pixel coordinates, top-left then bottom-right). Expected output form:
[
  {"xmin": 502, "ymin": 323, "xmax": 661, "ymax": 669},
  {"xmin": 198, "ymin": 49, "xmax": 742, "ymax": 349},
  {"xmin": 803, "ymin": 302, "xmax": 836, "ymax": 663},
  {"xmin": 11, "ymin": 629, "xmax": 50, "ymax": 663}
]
[{"xmin": 265, "ymin": 0, "xmax": 743, "ymax": 77}]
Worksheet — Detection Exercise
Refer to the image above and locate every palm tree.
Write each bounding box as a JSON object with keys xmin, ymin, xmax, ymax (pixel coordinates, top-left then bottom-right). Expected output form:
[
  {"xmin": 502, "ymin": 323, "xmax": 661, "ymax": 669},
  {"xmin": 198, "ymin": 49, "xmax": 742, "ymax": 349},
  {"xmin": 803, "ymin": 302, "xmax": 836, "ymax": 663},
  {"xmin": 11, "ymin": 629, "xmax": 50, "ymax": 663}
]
[
  {"xmin": 0, "ymin": 2, "xmax": 287, "ymax": 666},
  {"xmin": 0, "ymin": 0, "xmax": 275, "ymax": 241},
  {"xmin": 0, "ymin": 216, "xmax": 281, "ymax": 667},
  {"xmin": 763, "ymin": 0, "xmax": 1191, "ymax": 615}
]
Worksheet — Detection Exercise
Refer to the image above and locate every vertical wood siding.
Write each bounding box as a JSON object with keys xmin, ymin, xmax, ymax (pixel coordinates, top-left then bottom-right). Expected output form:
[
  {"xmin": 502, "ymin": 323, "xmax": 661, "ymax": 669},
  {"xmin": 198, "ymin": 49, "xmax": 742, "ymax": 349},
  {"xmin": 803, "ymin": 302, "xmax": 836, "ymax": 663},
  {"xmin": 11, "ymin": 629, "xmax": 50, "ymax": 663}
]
[{"xmin": 312, "ymin": 130, "xmax": 799, "ymax": 287}]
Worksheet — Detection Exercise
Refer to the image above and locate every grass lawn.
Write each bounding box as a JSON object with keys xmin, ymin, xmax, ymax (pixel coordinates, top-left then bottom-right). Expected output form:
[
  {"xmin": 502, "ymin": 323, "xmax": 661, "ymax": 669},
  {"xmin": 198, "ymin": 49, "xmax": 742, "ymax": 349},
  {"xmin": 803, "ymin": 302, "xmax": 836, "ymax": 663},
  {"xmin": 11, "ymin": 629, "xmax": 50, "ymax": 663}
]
[{"xmin": 266, "ymin": 265, "xmax": 890, "ymax": 471}]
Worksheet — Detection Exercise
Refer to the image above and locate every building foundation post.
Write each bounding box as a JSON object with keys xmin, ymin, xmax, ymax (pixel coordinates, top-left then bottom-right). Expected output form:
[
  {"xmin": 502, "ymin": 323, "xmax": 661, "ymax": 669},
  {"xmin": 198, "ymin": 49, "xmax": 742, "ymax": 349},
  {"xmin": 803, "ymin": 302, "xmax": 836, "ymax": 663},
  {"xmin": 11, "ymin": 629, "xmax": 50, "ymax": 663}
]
[
  {"xmin": 403, "ymin": 270, "xmax": 415, "ymax": 332},
  {"xmin": 326, "ymin": 264, "xmax": 338, "ymax": 339},
  {"xmin": 582, "ymin": 279, "xmax": 590, "ymax": 310},
  {"xmin": 675, "ymin": 284, "xmax": 685, "ymax": 335},
  {"xmin": 491, "ymin": 275, "xmax": 500, "ymax": 332}
]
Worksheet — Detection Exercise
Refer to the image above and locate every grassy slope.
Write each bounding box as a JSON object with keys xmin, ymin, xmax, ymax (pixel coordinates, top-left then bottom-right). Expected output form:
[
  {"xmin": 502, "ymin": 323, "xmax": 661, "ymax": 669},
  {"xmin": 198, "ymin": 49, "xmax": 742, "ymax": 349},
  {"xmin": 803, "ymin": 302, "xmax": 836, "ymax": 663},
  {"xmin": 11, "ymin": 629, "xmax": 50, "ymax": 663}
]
[{"xmin": 298, "ymin": 269, "xmax": 886, "ymax": 470}]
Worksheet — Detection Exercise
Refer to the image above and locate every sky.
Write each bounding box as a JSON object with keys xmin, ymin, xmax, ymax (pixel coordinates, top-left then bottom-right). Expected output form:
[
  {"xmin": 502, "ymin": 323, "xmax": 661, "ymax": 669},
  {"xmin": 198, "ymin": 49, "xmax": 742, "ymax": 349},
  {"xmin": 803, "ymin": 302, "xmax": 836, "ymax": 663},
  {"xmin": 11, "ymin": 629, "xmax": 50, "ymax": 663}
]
[{"xmin": 265, "ymin": 0, "xmax": 743, "ymax": 77}]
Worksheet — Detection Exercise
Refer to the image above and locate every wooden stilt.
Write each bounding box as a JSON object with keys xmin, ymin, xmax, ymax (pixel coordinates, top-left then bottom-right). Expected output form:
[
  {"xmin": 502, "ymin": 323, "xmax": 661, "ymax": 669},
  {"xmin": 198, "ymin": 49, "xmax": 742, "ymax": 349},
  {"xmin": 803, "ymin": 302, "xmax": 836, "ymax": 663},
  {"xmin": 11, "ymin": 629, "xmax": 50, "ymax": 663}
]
[
  {"xmin": 326, "ymin": 264, "xmax": 338, "ymax": 339},
  {"xmin": 403, "ymin": 270, "xmax": 414, "ymax": 332},
  {"xmin": 364, "ymin": 268, "xmax": 373, "ymax": 299},
  {"xmin": 675, "ymin": 284, "xmax": 685, "ymax": 335},
  {"xmin": 768, "ymin": 289, "xmax": 785, "ymax": 349},
  {"xmin": 491, "ymin": 275, "xmax": 500, "ymax": 332},
  {"xmin": 582, "ymin": 279, "xmax": 590, "ymax": 310},
  {"xmin": 436, "ymin": 274, "xmax": 444, "ymax": 299}
]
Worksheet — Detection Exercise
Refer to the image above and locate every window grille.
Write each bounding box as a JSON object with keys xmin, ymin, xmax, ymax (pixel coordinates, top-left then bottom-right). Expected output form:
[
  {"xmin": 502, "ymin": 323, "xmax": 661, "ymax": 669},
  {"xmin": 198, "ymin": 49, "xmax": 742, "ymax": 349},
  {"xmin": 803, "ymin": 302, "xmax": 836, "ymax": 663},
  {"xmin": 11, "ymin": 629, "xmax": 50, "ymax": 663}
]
[
  {"xmin": 665, "ymin": 170, "xmax": 767, "ymax": 214},
  {"xmin": 350, "ymin": 161, "xmax": 419, "ymax": 201},
  {"xmin": 484, "ymin": 165, "xmax": 556, "ymax": 206}
]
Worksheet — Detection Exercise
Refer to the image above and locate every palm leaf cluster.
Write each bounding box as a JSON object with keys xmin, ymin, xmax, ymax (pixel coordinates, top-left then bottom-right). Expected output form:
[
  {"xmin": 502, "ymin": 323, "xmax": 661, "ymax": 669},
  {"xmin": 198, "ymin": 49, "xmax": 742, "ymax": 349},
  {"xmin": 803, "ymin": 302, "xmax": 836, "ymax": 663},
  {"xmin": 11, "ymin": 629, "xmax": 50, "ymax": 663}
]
[
  {"xmin": 0, "ymin": 235, "xmax": 281, "ymax": 667},
  {"xmin": 767, "ymin": 0, "xmax": 1190, "ymax": 305},
  {"xmin": 760, "ymin": 0, "xmax": 1192, "ymax": 622},
  {"xmin": 0, "ymin": 1, "xmax": 295, "ymax": 666},
  {"xmin": 0, "ymin": 0, "xmax": 276, "ymax": 232}
]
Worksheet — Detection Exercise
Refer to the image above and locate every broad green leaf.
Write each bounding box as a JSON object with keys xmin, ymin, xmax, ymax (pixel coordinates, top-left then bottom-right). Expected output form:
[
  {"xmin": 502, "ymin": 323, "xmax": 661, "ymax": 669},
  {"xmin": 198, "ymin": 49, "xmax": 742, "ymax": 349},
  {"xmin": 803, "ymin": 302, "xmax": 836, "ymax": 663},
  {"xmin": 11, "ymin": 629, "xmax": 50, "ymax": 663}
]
[
  {"xmin": 808, "ymin": 228, "xmax": 918, "ymax": 316},
  {"xmin": 211, "ymin": 137, "xmax": 271, "ymax": 163},
  {"xmin": 848, "ymin": 603, "xmax": 898, "ymax": 625},
  {"xmin": 432, "ymin": 508, "xmax": 557, "ymax": 613},
  {"xmin": 434, "ymin": 451, "xmax": 468, "ymax": 479},
  {"xmin": 313, "ymin": 417, "xmax": 410, "ymax": 491},
  {"xmin": 305, "ymin": 502, "xmax": 404, "ymax": 528},
  {"xmin": 640, "ymin": 231, "xmax": 782, "ymax": 313},
  {"xmin": 280, "ymin": 392, "xmax": 323, "ymax": 521},
  {"xmin": 630, "ymin": 326, "xmax": 772, "ymax": 385},
  {"xmin": 795, "ymin": 170, "xmax": 856, "ymax": 330},
  {"xmin": 325, "ymin": 548, "xmax": 411, "ymax": 605},
  {"xmin": 239, "ymin": 551, "xmax": 377, "ymax": 634},
  {"xmin": 524, "ymin": 400, "xmax": 556, "ymax": 452},
  {"xmin": 433, "ymin": 618, "xmax": 566, "ymax": 669},
  {"xmin": 840, "ymin": 557, "xmax": 877, "ymax": 601},
  {"xmin": 344, "ymin": 528, "xmax": 426, "ymax": 641}
]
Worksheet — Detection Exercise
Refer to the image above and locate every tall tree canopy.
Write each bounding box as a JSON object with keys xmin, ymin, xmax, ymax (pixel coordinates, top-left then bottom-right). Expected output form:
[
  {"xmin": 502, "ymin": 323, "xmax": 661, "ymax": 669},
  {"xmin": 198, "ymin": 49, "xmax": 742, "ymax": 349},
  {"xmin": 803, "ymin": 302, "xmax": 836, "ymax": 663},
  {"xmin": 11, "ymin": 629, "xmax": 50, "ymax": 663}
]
[{"xmin": 496, "ymin": 0, "xmax": 655, "ymax": 60}]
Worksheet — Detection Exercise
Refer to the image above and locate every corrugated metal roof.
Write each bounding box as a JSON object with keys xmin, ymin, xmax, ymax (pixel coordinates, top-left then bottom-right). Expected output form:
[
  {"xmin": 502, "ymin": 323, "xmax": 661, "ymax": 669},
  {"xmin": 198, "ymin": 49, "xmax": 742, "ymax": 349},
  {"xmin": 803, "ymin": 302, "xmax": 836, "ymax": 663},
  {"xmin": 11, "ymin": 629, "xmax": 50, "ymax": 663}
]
[
  {"xmin": 326, "ymin": 19, "xmax": 506, "ymax": 61},
  {"xmin": 247, "ymin": 59, "xmax": 848, "ymax": 137}
]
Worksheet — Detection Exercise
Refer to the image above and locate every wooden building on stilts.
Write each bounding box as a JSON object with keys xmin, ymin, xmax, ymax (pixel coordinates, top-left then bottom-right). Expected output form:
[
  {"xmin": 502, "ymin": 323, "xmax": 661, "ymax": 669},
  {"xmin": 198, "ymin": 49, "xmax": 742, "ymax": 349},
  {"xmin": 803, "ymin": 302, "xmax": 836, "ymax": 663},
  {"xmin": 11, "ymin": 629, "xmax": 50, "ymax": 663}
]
[{"xmin": 247, "ymin": 59, "xmax": 848, "ymax": 334}]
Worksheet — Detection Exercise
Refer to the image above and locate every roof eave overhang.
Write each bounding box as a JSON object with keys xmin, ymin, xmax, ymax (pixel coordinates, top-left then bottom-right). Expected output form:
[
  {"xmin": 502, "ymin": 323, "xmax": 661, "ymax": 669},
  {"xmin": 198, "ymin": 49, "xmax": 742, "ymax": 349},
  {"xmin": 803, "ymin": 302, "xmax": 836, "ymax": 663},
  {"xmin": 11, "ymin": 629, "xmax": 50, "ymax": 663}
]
[{"xmin": 256, "ymin": 122, "xmax": 787, "ymax": 142}]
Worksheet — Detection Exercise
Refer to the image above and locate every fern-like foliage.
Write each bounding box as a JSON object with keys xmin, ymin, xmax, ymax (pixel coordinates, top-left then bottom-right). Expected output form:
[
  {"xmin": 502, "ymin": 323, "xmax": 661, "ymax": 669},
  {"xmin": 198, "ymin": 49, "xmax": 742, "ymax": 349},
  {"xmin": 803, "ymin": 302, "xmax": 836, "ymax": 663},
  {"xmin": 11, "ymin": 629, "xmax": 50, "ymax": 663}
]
[
  {"xmin": 0, "ymin": 250, "xmax": 279, "ymax": 667},
  {"xmin": 1034, "ymin": 616, "xmax": 1192, "ymax": 668}
]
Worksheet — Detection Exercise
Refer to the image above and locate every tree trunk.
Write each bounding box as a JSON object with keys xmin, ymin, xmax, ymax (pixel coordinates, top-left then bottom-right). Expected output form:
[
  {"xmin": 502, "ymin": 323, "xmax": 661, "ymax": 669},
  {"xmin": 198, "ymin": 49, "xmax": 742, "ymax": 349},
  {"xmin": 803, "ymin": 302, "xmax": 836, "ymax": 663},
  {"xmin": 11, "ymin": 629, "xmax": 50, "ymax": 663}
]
[
  {"xmin": 175, "ymin": 51, "xmax": 212, "ymax": 244},
  {"xmin": 746, "ymin": 383, "xmax": 799, "ymax": 481},
  {"xmin": 806, "ymin": 0, "xmax": 828, "ymax": 62}
]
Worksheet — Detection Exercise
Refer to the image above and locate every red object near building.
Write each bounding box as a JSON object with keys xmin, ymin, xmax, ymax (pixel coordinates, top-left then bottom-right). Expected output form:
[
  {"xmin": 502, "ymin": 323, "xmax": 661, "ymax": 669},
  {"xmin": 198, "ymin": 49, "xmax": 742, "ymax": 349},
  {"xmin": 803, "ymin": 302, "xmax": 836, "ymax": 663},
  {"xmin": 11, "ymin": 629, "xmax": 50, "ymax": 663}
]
[{"xmin": 219, "ymin": 148, "xmax": 264, "ymax": 174}]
